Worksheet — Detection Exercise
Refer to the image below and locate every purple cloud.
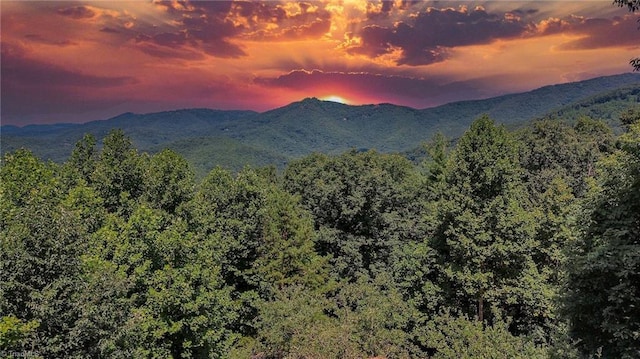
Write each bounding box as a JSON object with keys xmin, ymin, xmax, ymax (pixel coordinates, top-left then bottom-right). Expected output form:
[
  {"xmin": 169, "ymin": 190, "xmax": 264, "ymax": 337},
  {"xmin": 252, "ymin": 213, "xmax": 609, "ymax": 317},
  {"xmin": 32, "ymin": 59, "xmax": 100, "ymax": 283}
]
[
  {"xmin": 57, "ymin": 6, "xmax": 95, "ymax": 19},
  {"xmin": 1, "ymin": 43, "xmax": 138, "ymax": 124},
  {"xmin": 347, "ymin": 6, "xmax": 531, "ymax": 65},
  {"xmin": 1, "ymin": 43, "xmax": 136, "ymax": 88}
]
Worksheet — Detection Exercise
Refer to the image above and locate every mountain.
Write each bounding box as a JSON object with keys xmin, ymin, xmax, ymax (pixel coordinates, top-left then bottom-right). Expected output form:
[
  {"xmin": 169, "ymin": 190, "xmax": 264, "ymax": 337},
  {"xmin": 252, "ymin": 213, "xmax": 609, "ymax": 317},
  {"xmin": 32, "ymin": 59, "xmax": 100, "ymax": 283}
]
[
  {"xmin": 544, "ymin": 85, "xmax": 640, "ymax": 128},
  {"xmin": 2, "ymin": 109, "xmax": 257, "ymax": 165},
  {"xmin": 3, "ymin": 73, "xmax": 640, "ymax": 176}
]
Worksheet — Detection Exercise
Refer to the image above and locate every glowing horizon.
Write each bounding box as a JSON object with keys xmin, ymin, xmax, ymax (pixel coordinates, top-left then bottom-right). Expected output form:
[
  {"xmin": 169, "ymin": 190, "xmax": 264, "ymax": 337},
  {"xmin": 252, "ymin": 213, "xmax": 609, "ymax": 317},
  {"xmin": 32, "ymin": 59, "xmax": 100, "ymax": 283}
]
[{"xmin": 320, "ymin": 95, "xmax": 350, "ymax": 104}]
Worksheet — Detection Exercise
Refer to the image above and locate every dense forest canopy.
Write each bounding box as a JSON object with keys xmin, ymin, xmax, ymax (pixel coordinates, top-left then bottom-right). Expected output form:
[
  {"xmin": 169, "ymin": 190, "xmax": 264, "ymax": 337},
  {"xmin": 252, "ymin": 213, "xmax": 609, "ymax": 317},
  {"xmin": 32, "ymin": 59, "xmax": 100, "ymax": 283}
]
[{"xmin": 1, "ymin": 111, "xmax": 639, "ymax": 358}]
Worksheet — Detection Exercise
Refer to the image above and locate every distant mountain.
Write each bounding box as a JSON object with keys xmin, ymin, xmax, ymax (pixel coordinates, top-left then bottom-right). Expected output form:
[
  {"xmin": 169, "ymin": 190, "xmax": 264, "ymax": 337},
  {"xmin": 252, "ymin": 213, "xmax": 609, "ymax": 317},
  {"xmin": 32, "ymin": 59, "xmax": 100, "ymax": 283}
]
[
  {"xmin": 2, "ymin": 109, "xmax": 257, "ymax": 164},
  {"xmin": 3, "ymin": 73, "xmax": 640, "ymax": 177}
]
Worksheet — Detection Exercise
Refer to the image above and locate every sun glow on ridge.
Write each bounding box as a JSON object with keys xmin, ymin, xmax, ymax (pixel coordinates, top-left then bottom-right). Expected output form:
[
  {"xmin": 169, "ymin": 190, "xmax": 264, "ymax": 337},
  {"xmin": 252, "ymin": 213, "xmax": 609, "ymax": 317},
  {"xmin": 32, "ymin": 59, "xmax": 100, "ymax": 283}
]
[{"xmin": 321, "ymin": 95, "xmax": 349, "ymax": 104}]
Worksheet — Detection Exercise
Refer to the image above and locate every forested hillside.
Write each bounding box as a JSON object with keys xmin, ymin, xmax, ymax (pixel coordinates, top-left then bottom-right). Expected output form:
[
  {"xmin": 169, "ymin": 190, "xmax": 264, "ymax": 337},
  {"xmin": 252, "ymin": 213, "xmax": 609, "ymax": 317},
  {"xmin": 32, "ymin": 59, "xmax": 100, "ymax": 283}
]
[{"xmin": 2, "ymin": 109, "xmax": 639, "ymax": 358}]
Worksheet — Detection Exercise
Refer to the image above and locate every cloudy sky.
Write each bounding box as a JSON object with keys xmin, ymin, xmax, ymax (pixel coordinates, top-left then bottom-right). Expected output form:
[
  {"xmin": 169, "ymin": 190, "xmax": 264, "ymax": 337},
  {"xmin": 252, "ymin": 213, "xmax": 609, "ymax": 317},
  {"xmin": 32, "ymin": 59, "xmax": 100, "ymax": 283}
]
[{"xmin": 1, "ymin": 0, "xmax": 639, "ymax": 125}]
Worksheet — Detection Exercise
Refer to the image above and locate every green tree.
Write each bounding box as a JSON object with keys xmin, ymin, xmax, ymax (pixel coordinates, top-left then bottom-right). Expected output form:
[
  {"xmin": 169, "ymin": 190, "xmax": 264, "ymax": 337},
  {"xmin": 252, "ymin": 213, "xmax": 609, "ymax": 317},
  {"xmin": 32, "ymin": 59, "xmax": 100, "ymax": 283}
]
[
  {"xmin": 0, "ymin": 150, "xmax": 87, "ymax": 356},
  {"xmin": 563, "ymin": 121, "xmax": 640, "ymax": 358},
  {"xmin": 250, "ymin": 274, "xmax": 419, "ymax": 359},
  {"xmin": 64, "ymin": 133, "xmax": 98, "ymax": 186},
  {"xmin": 619, "ymin": 106, "xmax": 640, "ymax": 130},
  {"xmin": 422, "ymin": 133, "xmax": 450, "ymax": 191},
  {"xmin": 422, "ymin": 313, "xmax": 548, "ymax": 359},
  {"xmin": 518, "ymin": 120, "xmax": 585, "ymax": 197},
  {"xmin": 0, "ymin": 315, "xmax": 39, "ymax": 350},
  {"xmin": 84, "ymin": 205, "xmax": 238, "ymax": 358},
  {"xmin": 574, "ymin": 116, "xmax": 615, "ymax": 175},
  {"xmin": 434, "ymin": 116, "xmax": 549, "ymax": 335},
  {"xmin": 283, "ymin": 150, "xmax": 427, "ymax": 279},
  {"xmin": 143, "ymin": 149, "xmax": 194, "ymax": 214},
  {"xmin": 518, "ymin": 118, "xmax": 613, "ymax": 199},
  {"xmin": 193, "ymin": 167, "xmax": 327, "ymax": 338},
  {"xmin": 92, "ymin": 129, "xmax": 144, "ymax": 213}
]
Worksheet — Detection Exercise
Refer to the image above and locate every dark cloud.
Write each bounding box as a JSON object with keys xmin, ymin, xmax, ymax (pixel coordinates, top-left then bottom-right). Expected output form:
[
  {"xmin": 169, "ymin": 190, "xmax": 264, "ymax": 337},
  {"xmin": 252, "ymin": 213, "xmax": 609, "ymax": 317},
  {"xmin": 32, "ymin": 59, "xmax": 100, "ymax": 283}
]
[
  {"xmin": 149, "ymin": 32, "xmax": 188, "ymax": 47},
  {"xmin": 366, "ymin": 1, "xmax": 393, "ymax": 19},
  {"xmin": 24, "ymin": 34, "xmax": 76, "ymax": 46},
  {"xmin": 57, "ymin": 6, "xmax": 95, "ymax": 19},
  {"xmin": 100, "ymin": 27, "xmax": 120, "ymax": 34},
  {"xmin": 135, "ymin": 42, "xmax": 206, "ymax": 60},
  {"xmin": 236, "ymin": 1, "xmax": 333, "ymax": 41},
  {"xmin": 152, "ymin": 0, "xmax": 191, "ymax": 14},
  {"xmin": 199, "ymin": 40, "xmax": 248, "ymax": 58},
  {"xmin": 228, "ymin": 1, "xmax": 287, "ymax": 23},
  {"xmin": 1, "ymin": 43, "xmax": 138, "ymax": 124},
  {"xmin": 190, "ymin": 1, "xmax": 234, "ymax": 16},
  {"xmin": 553, "ymin": 15, "xmax": 640, "ymax": 50},
  {"xmin": 1, "ymin": 43, "xmax": 137, "ymax": 89},
  {"xmin": 528, "ymin": 12, "xmax": 640, "ymax": 51},
  {"xmin": 513, "ymin": 8, "xmax": 539, "ymax": 16},
  {"xmin": 92, "ymin": 1, "xmax": 331, "ymax": 58},
  {"xmin": 255, "ymin": 69, "xmax": 498, "ymax": 107},
  {"xmin": 130, "ymin": 1, "xmax": 247, "ymax": 58},
  {"xmin": 366, "ymin": 0, "xmax": 422, "ymax": 17},
  {"xmin": 347, "ymin": 6, "xmax": 531, "ymax": 65},
  {"xmin": 133, "ymin": 26, "xmax": 246, "ymax": 58}
]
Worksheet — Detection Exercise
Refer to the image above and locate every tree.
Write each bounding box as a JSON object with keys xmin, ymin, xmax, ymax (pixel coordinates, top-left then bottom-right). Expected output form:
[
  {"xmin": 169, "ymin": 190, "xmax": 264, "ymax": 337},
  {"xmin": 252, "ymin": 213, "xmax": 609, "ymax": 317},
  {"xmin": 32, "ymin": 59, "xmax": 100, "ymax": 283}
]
[
  {"xmin": 619, "ymin": 106, "xmax": 640, "ymax": 130},
  {"xmin": 421, "ymin": 313, "xmax": 548, "ymax": 359},
  {"xmin": 142, "ymin": 149, "xmax": 194, "ymax": 214},
  {"xmin": 0, "ymin": 150, "xmax": 88, "ymax": 356},
  {"xmin": 193, "ymin": 166, "xmax": 328, "ymax": 339},
  {"xmin": 64, "ymin": 133, "xmax": 98, "ymax": 186},
  {"xmin": 83, "ymin": 205, "xmax": 238, "ymax": 357},
  {"xmin": 613, "ymin": 0, "xmax": 640, "ymax": 70},
  {"xmin": 249, "ymin": 274, "xmax": 419, "ymax": 359},
  {"xmin": 283, "ymin": 150, "xmax": 427, "ymax": 279},
  {"xmin": 615, "ymin": 0, "xmax": 640, "ymax": 11},
  {"xmin": 518, "ymin": 119, "xmax": 586, "ymax": 197},
  {"xmin": 434, "ymin": 116, "xmax": 549, "ymax": 335},
  {"xmin": 91, "ymin": 129, "xmax": 144, "ymax": 214},
  {"xmin": 422, "ymin": 133, "xmax": 450, "ymax": 191},
  {"xmin": 563, "ymin": 121, "xmax": 640, "ymax": 358},
  {"xmin": 518, "ymin": 118, "xmax": 614, "ymax": 199}
]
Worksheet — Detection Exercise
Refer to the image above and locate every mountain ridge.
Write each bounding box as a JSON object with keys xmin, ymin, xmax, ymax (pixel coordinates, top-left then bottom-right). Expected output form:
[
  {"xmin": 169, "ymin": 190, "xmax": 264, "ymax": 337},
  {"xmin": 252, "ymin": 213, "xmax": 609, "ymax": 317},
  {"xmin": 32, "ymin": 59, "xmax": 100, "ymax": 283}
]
[{"xmin": 3, "ymin": 73, "xmax": 640, "ymax": 176}]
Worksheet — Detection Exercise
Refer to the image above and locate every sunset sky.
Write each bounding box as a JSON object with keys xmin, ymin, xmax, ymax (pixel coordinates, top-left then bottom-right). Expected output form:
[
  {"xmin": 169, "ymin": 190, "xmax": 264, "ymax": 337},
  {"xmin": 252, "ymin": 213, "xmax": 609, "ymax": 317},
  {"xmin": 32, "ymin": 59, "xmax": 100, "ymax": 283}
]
[{"xmin": 1, "ymin": 0, "xmax": 639, "ymax": 125}]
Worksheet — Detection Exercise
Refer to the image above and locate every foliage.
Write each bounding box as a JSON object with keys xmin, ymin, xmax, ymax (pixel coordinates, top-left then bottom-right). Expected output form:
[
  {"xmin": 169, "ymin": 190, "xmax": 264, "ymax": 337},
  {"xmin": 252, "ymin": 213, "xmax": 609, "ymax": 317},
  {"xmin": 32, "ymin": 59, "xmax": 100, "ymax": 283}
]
[
  {"xmin": 0, "ymin": 316, "xmax": 39, "ymax": 350},
  {"xmin": 422, "ymin": 313, "xmax": 548, "ymax": 359},
  {"xmin": 91, "ymin": 129, "xmax": 145, "ymax": 213},
  {"xmin": 283, "ymin": 150, "xmax": 427, "ymax": 279},
  {"xmin": 1, "ymin": 110, "xmax": 637, "ymax": 358},
  {"xmin": 563, "ymin": 122, "xmax": 640, "ymax": 358},
  {"xmin": 248, "ymin": 274, "xmax": 419, "ymax": 359},
  {"xmin": 518, "ymin": 118, "xmax": 609, "ymax": 198},
  {"xmin": 434, "ymin": 117, "xmax": 542, "ymax": 328},
  {"xmin": 143, "ymin": 149, "xmax": 194, "ymax": 213}
]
